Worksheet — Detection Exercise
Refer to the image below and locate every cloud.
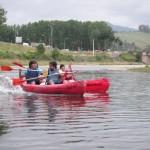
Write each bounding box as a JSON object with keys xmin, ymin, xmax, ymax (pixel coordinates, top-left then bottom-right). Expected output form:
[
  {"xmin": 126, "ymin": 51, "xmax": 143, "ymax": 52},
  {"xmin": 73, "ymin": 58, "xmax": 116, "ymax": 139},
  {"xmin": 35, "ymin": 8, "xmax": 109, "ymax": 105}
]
[{"xmin": 1, "ymin": 0, "xmax": 150, "ymax": 29}]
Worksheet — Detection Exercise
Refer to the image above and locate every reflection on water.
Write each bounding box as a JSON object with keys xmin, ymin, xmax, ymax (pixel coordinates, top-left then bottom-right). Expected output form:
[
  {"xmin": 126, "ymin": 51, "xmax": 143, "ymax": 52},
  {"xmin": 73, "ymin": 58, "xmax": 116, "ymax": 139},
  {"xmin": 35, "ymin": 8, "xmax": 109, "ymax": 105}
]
[
  {"xmin": 0, "ymin": 70, "xmax": 150, "ymax": 150},
  {"xmin": 0, "ymin": 92, "xmax": 110, "ymax": 150},
  {"xmin": 8, "ymin": 92, "xmax": 109, "ymax": 126},
  {"xmin": 0, "ymin": 122, "xmax": 8, "ymax": 136}
]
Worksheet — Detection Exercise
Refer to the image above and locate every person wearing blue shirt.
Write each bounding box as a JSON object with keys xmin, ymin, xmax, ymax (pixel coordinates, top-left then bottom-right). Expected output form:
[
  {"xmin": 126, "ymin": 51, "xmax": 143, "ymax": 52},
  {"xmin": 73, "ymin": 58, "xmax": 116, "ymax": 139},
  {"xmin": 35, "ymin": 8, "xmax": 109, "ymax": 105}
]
[
  {"xmin": 45, "ymin": 61, "xmax": 61, "ymax": 85},
  {"xmin": 19, "ymin": 60, "xmax": 42, "ymax": 84}
]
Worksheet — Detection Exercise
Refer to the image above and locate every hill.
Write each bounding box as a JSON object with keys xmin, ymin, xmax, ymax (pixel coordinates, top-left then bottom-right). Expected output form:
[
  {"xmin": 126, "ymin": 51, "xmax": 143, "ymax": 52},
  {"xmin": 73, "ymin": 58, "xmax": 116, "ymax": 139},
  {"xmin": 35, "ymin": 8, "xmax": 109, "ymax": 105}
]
[
  {"xmin": 115, "ymin": 31, "xmax": 150, "ymax": 49},
  {"xmin": 107, "ymin": 22, "xmax": 137, "ymax": 32}
]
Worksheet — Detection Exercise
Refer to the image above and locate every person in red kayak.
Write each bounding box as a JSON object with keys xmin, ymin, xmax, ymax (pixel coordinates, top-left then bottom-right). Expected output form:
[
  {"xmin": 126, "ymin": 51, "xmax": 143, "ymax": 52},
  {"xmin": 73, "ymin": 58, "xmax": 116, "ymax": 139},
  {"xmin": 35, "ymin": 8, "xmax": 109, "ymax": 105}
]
[
  {"xmin": 59, "ymin": 64, "xmax": 75, "ymax": 83},
  {"xmin": 19, "ymin": 59, "xmax": 43, "ymax": 85},
  {"xmin": 44, "ymin": 61, "xmax": 62, "ymax": 85}
]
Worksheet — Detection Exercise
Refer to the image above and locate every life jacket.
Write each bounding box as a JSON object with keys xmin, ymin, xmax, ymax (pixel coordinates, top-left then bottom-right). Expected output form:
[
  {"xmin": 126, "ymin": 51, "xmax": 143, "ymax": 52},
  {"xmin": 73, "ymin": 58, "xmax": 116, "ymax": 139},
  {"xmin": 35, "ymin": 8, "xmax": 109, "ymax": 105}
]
[
  {"xmin": 26, "ymin": 68, "xmax": 40, "ymax": 84},
  {"xmin": 60, "ymin": 71, "xmax": 73, "ymax": 81},
  {"xmin": 46, "ymin": 69, "xmax": 61, "ymax": 84}
]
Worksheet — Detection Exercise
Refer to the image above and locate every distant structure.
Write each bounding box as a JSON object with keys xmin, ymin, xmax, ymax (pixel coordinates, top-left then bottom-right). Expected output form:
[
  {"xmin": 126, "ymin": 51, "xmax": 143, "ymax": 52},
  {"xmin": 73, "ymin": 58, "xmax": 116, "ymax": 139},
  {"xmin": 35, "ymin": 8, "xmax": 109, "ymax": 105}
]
[
  {"xmin": 139, "ymin": 25, "xmax": 150, "ymax": 33},
  {"xmin": 31, "ymin": 42, "xmax": 40, "ymax": 47},
  {"xmin": 31, "ymin": 42, "xmax": 45, "ymax": 47},
  {"xmin": 141, "ymin": 50, "xmax": 150, "ymax": 65}
]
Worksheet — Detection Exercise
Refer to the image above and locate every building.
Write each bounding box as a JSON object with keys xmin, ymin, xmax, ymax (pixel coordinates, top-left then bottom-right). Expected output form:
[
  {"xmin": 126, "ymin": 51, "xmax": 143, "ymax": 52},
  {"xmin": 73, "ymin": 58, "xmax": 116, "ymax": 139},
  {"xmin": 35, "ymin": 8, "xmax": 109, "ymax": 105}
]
[{"xmin": 141, "ymin": 50, "xmax": 150, "ymax": 65}]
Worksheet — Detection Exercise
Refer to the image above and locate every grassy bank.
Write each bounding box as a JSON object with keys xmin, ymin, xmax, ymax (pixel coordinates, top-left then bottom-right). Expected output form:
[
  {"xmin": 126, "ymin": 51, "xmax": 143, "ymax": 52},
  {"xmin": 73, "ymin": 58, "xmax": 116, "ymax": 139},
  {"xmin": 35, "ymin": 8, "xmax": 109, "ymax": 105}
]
[
  {"xmin": 0, "ymin": 59, "xmax": 142, "ymax": 66},
  {"xmin": 129, "ymin": 65, "xmax": 150, "ymax": 72},
  {"xmin": 0, "ymin": 41, "xmax": 142, "ymax": 66}
]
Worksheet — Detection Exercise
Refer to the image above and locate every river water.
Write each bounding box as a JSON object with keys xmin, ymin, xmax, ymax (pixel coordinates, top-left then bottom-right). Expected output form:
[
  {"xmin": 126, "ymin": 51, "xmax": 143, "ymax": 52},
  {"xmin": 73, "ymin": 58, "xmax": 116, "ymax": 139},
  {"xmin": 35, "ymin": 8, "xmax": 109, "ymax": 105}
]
[{"xmin": 0, "ymin": 65, "xmax": 150, "ymax": 150}]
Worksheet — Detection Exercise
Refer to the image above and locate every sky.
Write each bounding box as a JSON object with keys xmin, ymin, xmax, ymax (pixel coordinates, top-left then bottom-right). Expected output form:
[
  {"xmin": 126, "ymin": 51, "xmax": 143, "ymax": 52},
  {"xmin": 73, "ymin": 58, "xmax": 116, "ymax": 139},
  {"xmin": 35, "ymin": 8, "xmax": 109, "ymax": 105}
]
[{"xmin": 0, "ymin": 0, "xmax": 150, "ymax": 29}]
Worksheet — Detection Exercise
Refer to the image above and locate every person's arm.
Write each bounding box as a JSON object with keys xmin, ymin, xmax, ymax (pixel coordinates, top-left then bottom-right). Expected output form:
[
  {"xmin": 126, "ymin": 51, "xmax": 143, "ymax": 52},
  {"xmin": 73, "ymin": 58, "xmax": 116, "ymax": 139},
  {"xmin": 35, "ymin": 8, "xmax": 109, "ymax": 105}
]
[
  {"xmin": 19, "ymin": 69, "xmax": 22, "ymax": 78},
  {"xmin": 43, "ymin": 69, "xmax": 48, "ymax": 77},
  {"xmin": 37, "ymin": 68, "xmax": 43, "ymax": 76},
  {"xmin": 58, "ymin": 69, "xmax": 64, "ymax": 77},
  {"xmin": 20, "ymin": 70, "xmax": 27, "ymax": 79},
  {"xmin": 19, "ymin": 69, "xmax": 27, "ymax": 78}
]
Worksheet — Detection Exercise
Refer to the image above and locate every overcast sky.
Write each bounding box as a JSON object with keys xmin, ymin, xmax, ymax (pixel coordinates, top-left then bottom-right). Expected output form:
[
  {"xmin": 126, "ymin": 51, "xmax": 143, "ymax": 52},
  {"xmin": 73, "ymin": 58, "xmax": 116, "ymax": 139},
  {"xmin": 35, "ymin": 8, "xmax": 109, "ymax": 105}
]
[{"xmin": 1, "ymin": 0, "xmax": 150, "ymax": 29}]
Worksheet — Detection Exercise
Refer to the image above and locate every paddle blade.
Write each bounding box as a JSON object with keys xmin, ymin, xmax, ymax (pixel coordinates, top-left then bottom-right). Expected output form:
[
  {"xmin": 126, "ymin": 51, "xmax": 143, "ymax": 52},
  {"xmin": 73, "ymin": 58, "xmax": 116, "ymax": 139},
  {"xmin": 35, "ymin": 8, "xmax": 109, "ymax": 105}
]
[
  {"xmin": 0, "ymin": 66, "xmax": 13, "ymax": 71},
  {"xmin": 12, "ymin": 78, "xmax": 25, "ymax": 86},
  {"xmin": 60, "ymin": 72, "xmax": 68, "ymax": 82},
  {"xmin": 12, "ymin": 62, "xmax": 25, "ymax": 68},
  {"xmin": 68, "ymin": 62, "xmax": 76, "ymax": 80},
  {"xmin": 68, "ymin": 62, "xmax": 72, "ymax": 71}
]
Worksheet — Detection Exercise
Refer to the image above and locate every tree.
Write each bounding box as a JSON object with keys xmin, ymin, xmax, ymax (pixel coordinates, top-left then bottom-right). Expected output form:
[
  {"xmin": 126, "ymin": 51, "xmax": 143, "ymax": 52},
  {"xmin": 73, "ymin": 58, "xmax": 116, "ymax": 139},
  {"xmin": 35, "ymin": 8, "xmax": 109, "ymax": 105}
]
[
  {"xmin": 0, "ymin": 19, "xmax": 116, "ymax": 50},
  {"xmin": 36, "ymin": 44, "xmax": 45, "ymax": 54},
  {"xmin": 89, "ymin": 21, "xmax": 115, "ymax": 50},
  {"xmin": 0, "ymin": 7, "xmax": 7, "ymax": 26}
]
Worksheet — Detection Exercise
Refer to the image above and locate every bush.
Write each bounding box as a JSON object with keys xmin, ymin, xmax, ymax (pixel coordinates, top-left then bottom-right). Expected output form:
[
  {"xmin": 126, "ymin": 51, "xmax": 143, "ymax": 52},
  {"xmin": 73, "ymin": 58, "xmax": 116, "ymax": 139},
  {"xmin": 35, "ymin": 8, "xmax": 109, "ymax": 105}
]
[
  {"xmin": 57, "ymin": 53, "xmax": 74, "ymax": 61},
  {"xmin": 0, "ymin": 51, "xmax": 18, "ymax": 59},
  {"xmin": 36, "ymin": 44, "xmax": 45, "ymax": 54},
  {"xmin": 95, "ymin": 52, "xmax": 112, "ymax": 62},
  {"xmin": 136, "ymin": 52, "xmax": 141, "ymax": 62},
  {"xmin": 120, "ymin": 52, "xmax": 137, "ymax": 62},
  {"xmin": 36, "ymin": 53, "xmax": 51, "ymax": 60},
  {"xmin": 22, "ymin": 51, "xmax": 37, "ymax": 59},
  {"xmin": 51, "ymin": 48, "xmax": 60, "ymax": 60}
]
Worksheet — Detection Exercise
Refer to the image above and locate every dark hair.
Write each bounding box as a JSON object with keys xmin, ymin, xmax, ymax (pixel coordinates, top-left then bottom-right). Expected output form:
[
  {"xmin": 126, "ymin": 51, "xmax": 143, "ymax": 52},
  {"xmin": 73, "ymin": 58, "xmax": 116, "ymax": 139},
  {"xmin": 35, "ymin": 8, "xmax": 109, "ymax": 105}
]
[
  {"xmin": 29, "ymin": 59, "xmax": 38, "ymax": 68},
  {"xmin": 49, "ymin": 61, "xmax": 57, "ymax": 69},
  {"xmin": 60, "ymin": 64, "xmax": 65, "ymax": 69}
]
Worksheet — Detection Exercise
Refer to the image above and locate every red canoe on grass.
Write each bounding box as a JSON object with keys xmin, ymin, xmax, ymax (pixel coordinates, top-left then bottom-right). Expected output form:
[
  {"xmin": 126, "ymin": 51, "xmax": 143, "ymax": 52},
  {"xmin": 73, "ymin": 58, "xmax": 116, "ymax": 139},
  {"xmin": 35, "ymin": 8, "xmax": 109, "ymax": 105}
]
[
  {"xmin": 85, "ymin": 78, "xmax": 110, "ymax": 93},
  {"xmin": 21, "ymin": 80, "xmax": 85, "ymax": 95}
]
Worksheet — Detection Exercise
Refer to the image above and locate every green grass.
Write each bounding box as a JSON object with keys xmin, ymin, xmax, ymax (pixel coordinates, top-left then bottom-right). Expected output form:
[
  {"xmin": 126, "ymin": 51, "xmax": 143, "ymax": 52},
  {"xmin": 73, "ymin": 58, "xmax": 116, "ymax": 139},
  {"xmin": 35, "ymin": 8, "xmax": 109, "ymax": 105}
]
[
  {"xmin": 0, "ymin": 42, "xmax": 36, "ymax": 53},
  {"xmin": 115, "ymin": 31, "xmax": 150, "ymax": 49},
  {"xmin": 129, "ymin": 65, "xmax": 150, "ymax": 72},
  {"xmin": 120, "ymin": 52, "xmax": 138, "ymax": 62},
  {"xmin": 0, "ymin": 41, "xmax": 142, "ymax": 66}
]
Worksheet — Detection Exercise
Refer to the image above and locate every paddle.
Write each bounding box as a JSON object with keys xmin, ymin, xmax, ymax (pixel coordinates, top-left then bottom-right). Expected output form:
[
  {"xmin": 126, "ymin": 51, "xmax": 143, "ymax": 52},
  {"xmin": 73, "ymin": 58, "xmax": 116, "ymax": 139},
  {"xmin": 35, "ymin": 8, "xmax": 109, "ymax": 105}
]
[
  {"xmin": 12, "ymin": 76, "xmax": 46, "ymax": 86},
  {"xmin": 12, "ymin": 61, "xmax": 26, "ymax": 68},
  {"xmin": 12, "ymin": 72, "xmax": 77, "ymax": 86},
  {"xmin": 13, "ymin": 78, "xmax": 27, "ymax": 86},
  {"xmin": 68, "ymin": 62, "xmax": 76, "ymax": 80},
  {"xmin": 0, "ymin": 65, "xmax": 42, "ymax": 72},
  {"xmin": 0, "ymin": 66, "xmax": 17, "ymax": 71}
]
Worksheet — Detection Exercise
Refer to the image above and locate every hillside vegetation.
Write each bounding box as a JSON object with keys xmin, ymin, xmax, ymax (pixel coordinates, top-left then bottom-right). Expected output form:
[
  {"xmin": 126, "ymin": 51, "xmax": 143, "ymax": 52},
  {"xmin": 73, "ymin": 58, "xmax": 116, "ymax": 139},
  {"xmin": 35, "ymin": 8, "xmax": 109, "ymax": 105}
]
[
  {"xmin": 0, "ymin": 42, "xmax": 36, "ymax": 53},
  {"xmin": 115, "ymin": 32, "xmax": 150, "ymax": 49},
  {"xmin": 0, "ymin": 42, "xmax": 141, "ymax": 66}
]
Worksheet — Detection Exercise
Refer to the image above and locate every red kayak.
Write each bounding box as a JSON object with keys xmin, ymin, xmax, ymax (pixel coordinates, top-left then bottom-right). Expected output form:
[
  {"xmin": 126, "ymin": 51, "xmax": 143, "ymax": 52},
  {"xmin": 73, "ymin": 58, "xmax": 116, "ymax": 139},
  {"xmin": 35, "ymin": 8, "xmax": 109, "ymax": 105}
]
[
  {"xmin": 20, "ymin": 78, "xmax": 110, "ymax": 95},
  {"xmin": 85, "ymin": 78, "xmax": 110, "ymax": 93},
  {"xmin": 21, "ymin": 80, "xmax": 85, "ymax": 95}
]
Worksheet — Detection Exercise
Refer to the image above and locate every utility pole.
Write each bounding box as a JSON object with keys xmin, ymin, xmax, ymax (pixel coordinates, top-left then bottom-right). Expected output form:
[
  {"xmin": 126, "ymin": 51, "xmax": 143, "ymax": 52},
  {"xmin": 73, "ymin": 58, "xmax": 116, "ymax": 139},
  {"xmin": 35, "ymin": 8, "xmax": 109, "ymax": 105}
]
[
  {"xmin": 93, "ymin": 39, "xmax": 95, "ymax": 56},
  {"xmin": 49, "ymin": 23, "xmax": 54, "ymax": 50},
  {"xmin": 64, "ymin": 38, "xmax": 68, "ymax": 51}
]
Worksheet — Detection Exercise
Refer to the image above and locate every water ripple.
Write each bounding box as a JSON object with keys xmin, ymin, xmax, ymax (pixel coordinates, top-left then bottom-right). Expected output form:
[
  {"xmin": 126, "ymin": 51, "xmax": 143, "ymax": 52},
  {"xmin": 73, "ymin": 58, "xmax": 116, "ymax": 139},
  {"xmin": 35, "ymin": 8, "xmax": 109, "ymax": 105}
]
[{"xmin": 0, "ymin": 70, "xmax": 150, "ymax": 150}]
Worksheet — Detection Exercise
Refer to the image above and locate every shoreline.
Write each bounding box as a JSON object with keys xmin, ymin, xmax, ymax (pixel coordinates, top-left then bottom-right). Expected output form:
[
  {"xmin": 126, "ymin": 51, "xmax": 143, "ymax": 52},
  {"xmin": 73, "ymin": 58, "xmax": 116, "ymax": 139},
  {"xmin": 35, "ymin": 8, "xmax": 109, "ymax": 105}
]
[
  {"xmin": 37, "ymin": 64, "xmax": 147, "ymax": 72},
  {"xmin": 0, "ymin": 58, "xmax": 144, "ymax": 66},
  {"xmin": 1, "ymin": 59, "xmax": 150, "ymax": 72}
]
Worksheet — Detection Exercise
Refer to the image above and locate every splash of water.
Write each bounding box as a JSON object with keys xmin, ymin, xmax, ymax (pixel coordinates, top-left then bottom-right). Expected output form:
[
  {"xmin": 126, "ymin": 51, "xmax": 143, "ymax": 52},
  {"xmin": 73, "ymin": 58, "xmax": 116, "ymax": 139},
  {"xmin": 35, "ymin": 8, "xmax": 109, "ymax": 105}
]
[{"xmin": 0, "ymin": 75, "xmax": 23, "ymax": 95}]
